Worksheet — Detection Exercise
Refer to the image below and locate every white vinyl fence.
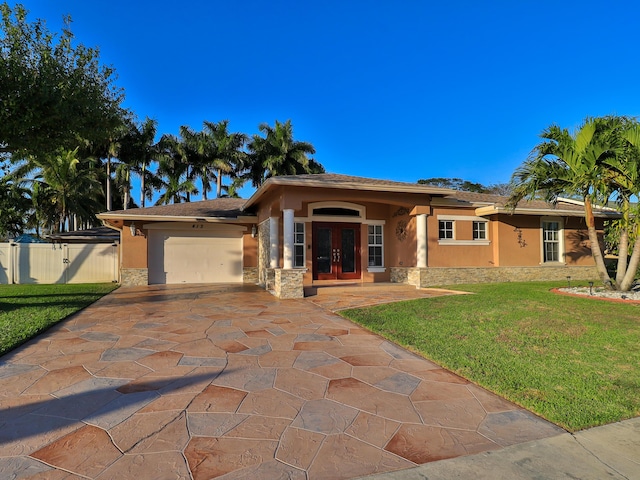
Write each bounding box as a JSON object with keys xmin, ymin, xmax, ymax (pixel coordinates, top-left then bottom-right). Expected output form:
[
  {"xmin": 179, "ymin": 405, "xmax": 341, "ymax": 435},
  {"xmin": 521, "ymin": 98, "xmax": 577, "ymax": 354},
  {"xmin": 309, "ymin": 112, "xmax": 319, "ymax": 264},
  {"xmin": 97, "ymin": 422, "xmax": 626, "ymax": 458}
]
[{"xmin": 0, "ymin": 243, "xmax": 119, "ymax": 284}]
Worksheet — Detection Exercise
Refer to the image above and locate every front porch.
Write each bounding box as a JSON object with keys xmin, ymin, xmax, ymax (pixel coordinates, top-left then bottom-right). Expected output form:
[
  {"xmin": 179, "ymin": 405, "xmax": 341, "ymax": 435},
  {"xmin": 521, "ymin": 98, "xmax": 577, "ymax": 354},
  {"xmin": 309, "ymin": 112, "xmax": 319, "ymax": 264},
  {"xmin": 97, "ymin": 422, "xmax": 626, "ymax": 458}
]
[{"xmin": 261, "ymin": 265, "xmax": 599, "ymax": 299}]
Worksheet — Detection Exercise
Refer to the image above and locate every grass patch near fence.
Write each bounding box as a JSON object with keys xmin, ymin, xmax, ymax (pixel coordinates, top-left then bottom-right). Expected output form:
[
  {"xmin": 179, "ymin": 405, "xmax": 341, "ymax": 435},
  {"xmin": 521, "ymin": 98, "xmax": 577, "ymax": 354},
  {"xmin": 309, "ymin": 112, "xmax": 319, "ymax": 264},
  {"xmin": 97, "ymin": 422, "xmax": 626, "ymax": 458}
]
[
  {"xmin": 341, "ymin": 281, "xmax": 640, "ymax": 432},
  {"xmin": 0, "ymin": 283, "xmax": 118, "ymax": 356}
]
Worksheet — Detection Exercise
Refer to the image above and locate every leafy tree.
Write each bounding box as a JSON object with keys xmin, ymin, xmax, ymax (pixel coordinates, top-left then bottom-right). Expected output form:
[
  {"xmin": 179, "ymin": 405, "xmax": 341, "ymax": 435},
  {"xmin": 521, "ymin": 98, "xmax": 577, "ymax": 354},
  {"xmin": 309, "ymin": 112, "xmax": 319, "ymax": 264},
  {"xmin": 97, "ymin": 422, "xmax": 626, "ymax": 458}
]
[
  {"xmin": 0, "ymin": 3, "xmax": 126, "ymax": 160},
  {"xmin": 418, "ymin": 177, "xmax": 488, "ymax": 192},
  {"xmin": 508, "ymin": 116, "xmax": 640, "ymax": 291},
  {"xmin": 418, "ymin": 177, "xmax": 512, "ymax": 195},
  {"xmin": 246, "ymin": 120, "xmax": 322, "ymax": 187}
]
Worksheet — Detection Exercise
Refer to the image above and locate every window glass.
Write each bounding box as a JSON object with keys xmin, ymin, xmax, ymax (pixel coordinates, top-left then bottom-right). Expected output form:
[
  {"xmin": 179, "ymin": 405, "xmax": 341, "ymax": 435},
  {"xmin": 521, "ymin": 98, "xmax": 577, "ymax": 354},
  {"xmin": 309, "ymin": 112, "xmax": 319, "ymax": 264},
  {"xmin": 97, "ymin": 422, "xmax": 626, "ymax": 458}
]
[
  {"xmin": 473, "ymin": 221, "xmax": 487, "ymax": 240},
  {"xmin": 543, "ymin": 221, "xmax": 560, "ymax": 262},
  {"xmin": 368, "ymin": 225, "xmax": 383, "ymax": 267},
  {"xmin": 294, "ymin": 223, "xmax": 305, "ymax": 267},
  {"xmin": 439, "ymin": 220, "xmax": 454, "ymax": 239}
]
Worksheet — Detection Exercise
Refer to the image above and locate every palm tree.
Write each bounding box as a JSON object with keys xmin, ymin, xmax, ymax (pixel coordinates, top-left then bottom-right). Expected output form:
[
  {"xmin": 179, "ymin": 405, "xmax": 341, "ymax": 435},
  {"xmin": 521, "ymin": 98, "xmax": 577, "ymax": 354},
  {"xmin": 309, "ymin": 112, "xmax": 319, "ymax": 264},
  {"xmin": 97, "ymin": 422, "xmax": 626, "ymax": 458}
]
[
  {"xmin": 203, "ymin": 120, "xmax": 247, "ymax": 198},
  {"xmin": 177, "ymin": 125, "xmax": 208, "ymax": 202},
  {"xmin": 508, "ymin": 118, "xmax": 619, "ymax": 288},
  {"xmin": 117, "ymin": 118, "xmax": 159, "ymax": 209},
  {"xmin": 32, "ymin": 148, "xmax": 102, "ymax": 232},
  {"xmin": 605, "ymin": 118, "xmax": 640, "ymax": 290},
  {"xmin": 0, "ymin": 176, "xmax": 29, "ymax": 238},
  {"xmin": 246, "ymin": 119, "xmax": 322, "ymax": 187},
  {"xmin": 155, "ymin": 134, "xmax": 197, "ymax": 205}
]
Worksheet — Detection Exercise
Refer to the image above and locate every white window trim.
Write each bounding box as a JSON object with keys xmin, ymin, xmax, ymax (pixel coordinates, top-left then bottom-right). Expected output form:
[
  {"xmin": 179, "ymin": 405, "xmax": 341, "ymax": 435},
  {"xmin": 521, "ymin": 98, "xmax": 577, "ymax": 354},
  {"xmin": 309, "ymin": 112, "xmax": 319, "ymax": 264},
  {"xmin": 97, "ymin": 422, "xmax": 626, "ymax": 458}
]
[
  {"xmin": 307, "ymin": 201, "xmax": 366, "ymax": 220},
  {"xmin": 293, "ymin": 222, "xmax": 305, "ymax": 268},
  {"xmin": 540, "ymin": 217, "xmax": 565, "ymax": 264},
  {"xmin": 437, "ymin": 214, "xmax": 487, "ymax": 222},
  {"xmin": 367, "ymin": 224, "xmax": 385, "ymax": 272},
  {"xmin": 473, "ymin": 220, "xmax": 488, "ymax": 241},
  {"xmin": 438, "ymin": 240, "xmax": 491, "ymax": 246},
  {"xmin": 438, "ymin": 219, "xmax": 455, "ymax": 241}
]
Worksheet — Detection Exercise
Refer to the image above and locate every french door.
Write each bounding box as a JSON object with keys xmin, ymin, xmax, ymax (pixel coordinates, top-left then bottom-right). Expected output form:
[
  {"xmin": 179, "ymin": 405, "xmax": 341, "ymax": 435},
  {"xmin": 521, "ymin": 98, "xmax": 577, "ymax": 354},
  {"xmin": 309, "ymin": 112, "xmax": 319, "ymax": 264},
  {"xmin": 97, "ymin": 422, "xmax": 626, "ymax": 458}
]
[{"xmin": 312, "ymin": 223, "xmax": 361, "ymax": 280}]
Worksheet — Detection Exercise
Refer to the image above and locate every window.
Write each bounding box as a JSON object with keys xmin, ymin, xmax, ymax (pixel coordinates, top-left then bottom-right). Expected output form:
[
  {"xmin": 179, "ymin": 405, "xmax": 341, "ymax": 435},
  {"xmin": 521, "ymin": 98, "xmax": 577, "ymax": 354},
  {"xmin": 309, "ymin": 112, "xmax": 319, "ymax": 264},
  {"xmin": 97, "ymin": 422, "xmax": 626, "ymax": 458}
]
[
  {"xmin": 294, "ymin": 222, "xmax": 305, "ymax": 267},
  {"xmin": 439, "ymin": 220, "xmax": 454, "ymax": 239},
  {"xmin": 368, "ymin": 225, "xmax": 383, "ymax": 267},
  {"xmin": 542, "ymin": 221, "xmax": 560, "ymax": 262},
  {"xmin": 473, "ymin": 221, "xmax": 487, "ymax": 240}
]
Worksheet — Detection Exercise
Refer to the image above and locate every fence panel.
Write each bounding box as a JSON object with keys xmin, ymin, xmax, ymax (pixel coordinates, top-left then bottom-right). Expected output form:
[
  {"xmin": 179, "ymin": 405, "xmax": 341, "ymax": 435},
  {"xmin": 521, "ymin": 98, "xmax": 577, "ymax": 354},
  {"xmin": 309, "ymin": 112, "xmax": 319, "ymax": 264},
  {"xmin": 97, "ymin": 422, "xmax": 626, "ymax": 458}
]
[
  {"xmin": 66, "ymin": 243, "xmax": 119, "ymax": 283},
  {"xmin": 0, "ymin": 242, "xmax": 120, "ymax": 284},
  {"xmin": 14, "ymin": 244, "xmax": 66, "ymax": 284},
  {"xmin": 0, "ymin": 243, "xmax": 10, "ymax": 284}
]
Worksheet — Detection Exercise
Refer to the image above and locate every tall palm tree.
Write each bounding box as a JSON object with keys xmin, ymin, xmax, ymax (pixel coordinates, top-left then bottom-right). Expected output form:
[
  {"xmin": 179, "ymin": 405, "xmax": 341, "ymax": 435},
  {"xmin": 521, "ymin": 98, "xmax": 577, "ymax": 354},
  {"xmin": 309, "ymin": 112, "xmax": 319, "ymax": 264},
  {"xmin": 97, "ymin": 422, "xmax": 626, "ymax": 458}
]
[
  {"xmin": 33, "ymin": 148, "xmax": 102, "ymax": 232},
  {"xmin": 155, "ymin": 134, "xmax": 197, "ymax": 205},
  {"xmin": 0, "ymin": 175, "xmax": 29, "ymax": 238},
  {"xmin": 246, "ymin": 119, "xmax": 322, "ymax": 187},
  {"xmin": 177, "ymin": 125, "xmax": 208, "ymax": 202},
  {"xmin": 203, "ymin": 120, "xmax": 247, "ymax": 198},
  {"xmin": 606, "ymin": 118, "xmax": 640, "ymax": 290},
  {"xmin": 508, "ymin": 118, "xmax": 619, "ymax": 288},
  {"xmin": 117, "ymin": 118, "xmax": 159, "ymax": 209}
]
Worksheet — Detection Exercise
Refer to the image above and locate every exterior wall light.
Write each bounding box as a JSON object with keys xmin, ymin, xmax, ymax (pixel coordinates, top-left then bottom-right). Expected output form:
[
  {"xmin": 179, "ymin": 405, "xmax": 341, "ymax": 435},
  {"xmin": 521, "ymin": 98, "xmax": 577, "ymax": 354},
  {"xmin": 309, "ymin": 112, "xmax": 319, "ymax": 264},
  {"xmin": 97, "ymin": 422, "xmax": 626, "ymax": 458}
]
[
  {"xmin": 129, "ymin": 222, "xmax": 136, "ymax": 237},
  {"xmin": 251, "ymin": 225, "xmax": 257, "ymax": 238}
]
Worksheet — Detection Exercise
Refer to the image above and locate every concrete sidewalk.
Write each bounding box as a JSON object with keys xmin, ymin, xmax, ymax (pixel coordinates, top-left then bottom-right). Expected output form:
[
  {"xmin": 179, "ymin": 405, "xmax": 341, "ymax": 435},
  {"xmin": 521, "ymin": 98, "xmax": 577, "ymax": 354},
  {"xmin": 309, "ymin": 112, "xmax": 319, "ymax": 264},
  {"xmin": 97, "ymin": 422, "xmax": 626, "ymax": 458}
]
[{"xmin": 359, "ymin": 417, "xmax": 640, "ymax": 479}]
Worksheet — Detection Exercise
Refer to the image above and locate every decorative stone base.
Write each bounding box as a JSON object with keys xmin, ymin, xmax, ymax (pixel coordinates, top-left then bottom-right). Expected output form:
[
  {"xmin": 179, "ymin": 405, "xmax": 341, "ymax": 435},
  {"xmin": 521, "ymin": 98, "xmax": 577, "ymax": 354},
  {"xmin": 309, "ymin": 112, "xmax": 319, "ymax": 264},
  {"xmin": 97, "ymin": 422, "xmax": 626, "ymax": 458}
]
[
  {"xmin": 273, "ymin": 269, "xmax": 305, "ymax": 299},
  {"xmin": 121, "ymin": 268, "xmax": 148, "ymax": 286},
  {"xmin": 390, "ymin": 266, "xmax": 598, "ymax": 288},
  {"xmin": 264, "ymin": 268, "xmax": 276, "ymax": 292},
  {"xmin": 243, "ymin": 267, "xmax": 259, "ymax": 284}
]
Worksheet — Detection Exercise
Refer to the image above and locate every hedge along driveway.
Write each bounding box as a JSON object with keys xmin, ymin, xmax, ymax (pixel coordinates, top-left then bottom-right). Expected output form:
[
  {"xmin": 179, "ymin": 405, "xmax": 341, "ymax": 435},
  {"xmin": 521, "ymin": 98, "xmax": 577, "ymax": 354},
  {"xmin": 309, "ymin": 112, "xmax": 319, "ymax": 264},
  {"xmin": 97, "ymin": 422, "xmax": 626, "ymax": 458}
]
[{"xmin": 341, "ymin": 281, "xmax": 640, "ymax": 432}]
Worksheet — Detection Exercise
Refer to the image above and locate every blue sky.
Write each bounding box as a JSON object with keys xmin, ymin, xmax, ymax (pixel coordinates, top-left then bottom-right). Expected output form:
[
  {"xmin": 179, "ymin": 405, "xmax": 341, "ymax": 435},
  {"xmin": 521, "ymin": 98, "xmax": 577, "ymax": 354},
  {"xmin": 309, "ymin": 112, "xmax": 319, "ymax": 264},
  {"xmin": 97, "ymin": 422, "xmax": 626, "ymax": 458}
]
[{"xmin": 18, "ymin": 0, "xmax": 640, "ymax": 200}]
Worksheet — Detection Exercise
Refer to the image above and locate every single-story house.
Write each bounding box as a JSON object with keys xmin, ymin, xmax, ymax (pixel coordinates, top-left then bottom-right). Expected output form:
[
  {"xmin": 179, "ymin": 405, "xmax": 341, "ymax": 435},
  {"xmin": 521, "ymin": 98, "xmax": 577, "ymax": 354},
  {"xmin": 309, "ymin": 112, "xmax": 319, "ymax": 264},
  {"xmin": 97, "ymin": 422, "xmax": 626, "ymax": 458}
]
[{"xmin": 97, "ymin": 174, "xmax": 617, "ymax": 298}]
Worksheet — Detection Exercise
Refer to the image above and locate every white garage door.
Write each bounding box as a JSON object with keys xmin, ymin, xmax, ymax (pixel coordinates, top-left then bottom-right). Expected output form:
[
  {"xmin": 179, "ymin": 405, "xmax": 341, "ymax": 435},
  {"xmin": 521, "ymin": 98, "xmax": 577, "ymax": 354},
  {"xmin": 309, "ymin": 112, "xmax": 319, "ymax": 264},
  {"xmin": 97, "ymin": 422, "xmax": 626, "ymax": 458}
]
[{"xmin": 148, "ymin": 226, "xmax": 243, "ymax": 284}]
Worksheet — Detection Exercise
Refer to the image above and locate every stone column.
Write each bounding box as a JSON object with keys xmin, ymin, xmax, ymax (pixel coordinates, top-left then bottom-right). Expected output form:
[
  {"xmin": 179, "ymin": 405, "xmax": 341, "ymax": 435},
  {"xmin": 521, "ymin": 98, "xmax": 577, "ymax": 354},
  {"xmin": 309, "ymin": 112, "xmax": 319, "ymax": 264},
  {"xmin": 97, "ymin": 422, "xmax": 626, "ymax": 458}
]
[
  {"xmin": 269, "ymin": 216, "xmax": 279, "ymax": 269},
  {"xmin": 416, "ymin": 214, "xmax": 427, "ymax": 268},
  {"xmin": 283, "ymin": 209, "xmax": 295, "ymax": 269}
]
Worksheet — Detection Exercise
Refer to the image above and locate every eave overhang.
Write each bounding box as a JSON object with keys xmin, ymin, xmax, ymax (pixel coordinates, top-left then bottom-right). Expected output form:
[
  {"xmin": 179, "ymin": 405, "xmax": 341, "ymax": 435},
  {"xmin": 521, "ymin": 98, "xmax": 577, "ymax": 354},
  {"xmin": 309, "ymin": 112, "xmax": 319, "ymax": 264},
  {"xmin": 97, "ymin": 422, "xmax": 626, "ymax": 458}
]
[
  {"xmin": 97, "ymin": 213, "xmax": 257, "ymax": 225},
  {"xmin": 475, "ymin": 205, "xmax": 621, "ymax": 218},
  {"xmin": 242, "ymin": 177, "xmax": 456, "ymax": 210}
]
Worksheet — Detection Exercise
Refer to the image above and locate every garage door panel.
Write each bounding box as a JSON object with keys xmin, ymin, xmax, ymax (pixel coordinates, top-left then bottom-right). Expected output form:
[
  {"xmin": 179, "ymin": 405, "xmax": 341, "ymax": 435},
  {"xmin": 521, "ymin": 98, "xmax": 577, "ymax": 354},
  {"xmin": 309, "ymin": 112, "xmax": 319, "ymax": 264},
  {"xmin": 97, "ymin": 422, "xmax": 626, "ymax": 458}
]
[{"xmin": 148, "ymin": 229, "xmax": 243, "ymax": 284}]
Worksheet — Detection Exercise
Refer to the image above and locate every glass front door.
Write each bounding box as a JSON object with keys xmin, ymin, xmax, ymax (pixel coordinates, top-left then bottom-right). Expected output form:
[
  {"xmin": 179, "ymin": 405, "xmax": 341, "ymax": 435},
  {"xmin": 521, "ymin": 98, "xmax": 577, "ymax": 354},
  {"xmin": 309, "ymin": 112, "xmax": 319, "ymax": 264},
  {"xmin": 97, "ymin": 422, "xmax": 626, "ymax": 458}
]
[{"xmin": 313, "ymin": 223, "xmax": 361, "ymax": 280}]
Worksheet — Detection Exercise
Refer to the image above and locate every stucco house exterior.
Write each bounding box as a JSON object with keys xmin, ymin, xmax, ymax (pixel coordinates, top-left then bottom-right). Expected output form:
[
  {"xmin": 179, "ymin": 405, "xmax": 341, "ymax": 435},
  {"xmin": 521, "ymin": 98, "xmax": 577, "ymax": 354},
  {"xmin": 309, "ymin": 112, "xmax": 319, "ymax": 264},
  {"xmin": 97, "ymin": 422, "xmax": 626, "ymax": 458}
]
[{"xmin": 98, "ymin": 174, "xmax": 617, "ymax": 298}]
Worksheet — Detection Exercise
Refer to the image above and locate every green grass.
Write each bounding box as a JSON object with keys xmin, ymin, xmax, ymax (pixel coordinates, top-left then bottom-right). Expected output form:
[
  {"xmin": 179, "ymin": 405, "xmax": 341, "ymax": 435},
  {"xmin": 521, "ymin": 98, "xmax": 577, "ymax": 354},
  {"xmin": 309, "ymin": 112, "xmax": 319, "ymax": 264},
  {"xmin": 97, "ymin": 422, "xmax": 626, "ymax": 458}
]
[
  {"xmin": 341, "ymin": 281, "xmax": 640, "ymax": 432},
  {"xmin": 0, "ymin": 283, "xmax": 119, "ymax": 356}
]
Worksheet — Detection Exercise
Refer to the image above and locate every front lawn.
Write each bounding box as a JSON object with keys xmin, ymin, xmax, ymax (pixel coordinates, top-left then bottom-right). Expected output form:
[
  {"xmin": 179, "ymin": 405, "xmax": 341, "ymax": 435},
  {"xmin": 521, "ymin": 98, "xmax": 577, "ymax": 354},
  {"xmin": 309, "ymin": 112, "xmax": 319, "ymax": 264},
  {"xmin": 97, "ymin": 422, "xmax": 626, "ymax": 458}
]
[
  {"xmin": 0, "ymin": 283, "xmax": 119, "ymax": 356},
  {"xmin": 341, "ymin": 281, "xmax": 640, "ymax": 432}
]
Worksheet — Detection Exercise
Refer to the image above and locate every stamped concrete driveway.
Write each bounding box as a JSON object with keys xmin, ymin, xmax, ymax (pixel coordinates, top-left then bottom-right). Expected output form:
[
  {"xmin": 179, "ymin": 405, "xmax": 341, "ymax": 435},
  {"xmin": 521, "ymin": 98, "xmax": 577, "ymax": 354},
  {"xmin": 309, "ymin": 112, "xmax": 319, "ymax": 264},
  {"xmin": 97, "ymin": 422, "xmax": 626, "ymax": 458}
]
[{"xmin": 0, "ymin": 284, "xmax": 562, "ymax": 479}]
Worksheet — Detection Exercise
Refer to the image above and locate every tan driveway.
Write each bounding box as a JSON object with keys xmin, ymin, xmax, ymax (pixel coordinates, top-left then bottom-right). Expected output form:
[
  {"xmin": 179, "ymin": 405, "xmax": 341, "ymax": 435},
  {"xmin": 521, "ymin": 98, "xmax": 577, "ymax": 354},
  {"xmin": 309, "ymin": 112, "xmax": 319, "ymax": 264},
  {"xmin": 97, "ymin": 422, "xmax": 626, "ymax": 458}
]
[{"xmin": 0, "ymin": 284, "xmax": 562, "ymax": 479}]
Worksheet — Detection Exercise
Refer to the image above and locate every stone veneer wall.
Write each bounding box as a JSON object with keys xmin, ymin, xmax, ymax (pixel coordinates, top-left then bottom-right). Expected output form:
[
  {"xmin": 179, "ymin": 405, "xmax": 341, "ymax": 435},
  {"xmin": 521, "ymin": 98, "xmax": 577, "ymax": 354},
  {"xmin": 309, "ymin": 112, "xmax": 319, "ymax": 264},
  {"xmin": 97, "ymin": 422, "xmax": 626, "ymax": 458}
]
[
  {"xmin": 243, "ymin": 267, "xmax": 259, "ymax": 284},
  {"xmin": 273, "ymin": 269, "xmax": 305, "ymax": 299},
  {"xmin": 121, "ymin": 268, "xmax": 148, "ymax": 286},
  {"xmin": 258, "ymin": 220, "xmax": 270, "ymax": 286},
  {"xmin": 390, "ymin": 266, "xmax": 598, "ymax": 288},
  {"xmin": 264, "ymin": 268, "xmax": 276, "ymax": 292}
]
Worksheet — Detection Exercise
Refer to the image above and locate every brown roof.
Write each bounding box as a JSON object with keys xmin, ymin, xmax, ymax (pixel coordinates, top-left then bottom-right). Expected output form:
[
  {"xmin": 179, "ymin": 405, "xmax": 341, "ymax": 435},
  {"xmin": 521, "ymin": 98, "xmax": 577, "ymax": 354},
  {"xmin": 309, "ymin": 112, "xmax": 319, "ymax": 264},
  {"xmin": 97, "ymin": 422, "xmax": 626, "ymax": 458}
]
[
  {"xmin": 97, "ymin": 175, "xmax": 620, "ymax": 222},
  {"xmin": 243, "ymin": 173, "xmax": 456, "ymax": 209},
  {"xmin": 99, "ymin": 198, "xmax": 249, "ymax": 219},
  {"xmin": 267, "ymin": 173, "xmax": 454, "ymax": 191},
  {"xmin": 446, "ymin": 191, "xmax": 618, "ymax": 217}
]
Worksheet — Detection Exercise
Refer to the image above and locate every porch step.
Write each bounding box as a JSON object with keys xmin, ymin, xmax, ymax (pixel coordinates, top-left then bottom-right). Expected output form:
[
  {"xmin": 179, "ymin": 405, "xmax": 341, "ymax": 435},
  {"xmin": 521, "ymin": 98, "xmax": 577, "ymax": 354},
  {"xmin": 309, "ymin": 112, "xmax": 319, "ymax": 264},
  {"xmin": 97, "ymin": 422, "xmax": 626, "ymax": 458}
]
[{"xmin": 305, "ymin": 282, "xmax": 411, "ymax": 296}]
